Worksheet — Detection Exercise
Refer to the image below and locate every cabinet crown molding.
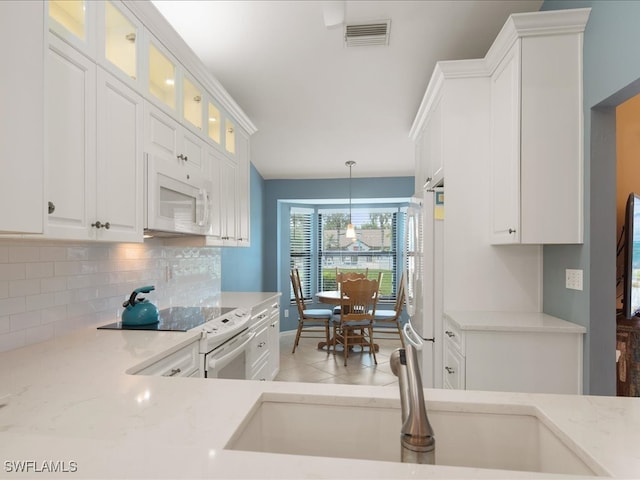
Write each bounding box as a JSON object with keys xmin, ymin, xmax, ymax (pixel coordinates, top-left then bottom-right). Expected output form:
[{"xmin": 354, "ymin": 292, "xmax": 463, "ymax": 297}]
[
  {"xmin": 485, "ymin": 8, "xmax": 591, "ymax": 76},
  {"xmin": 409, "ymin": 58, "xmax": 486, "ymax": 140}
]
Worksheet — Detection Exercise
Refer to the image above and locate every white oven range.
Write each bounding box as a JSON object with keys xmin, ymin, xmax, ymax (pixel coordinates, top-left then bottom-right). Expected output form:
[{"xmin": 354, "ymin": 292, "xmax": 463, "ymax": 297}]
[{"xmin": 197, "ymin": 308, "xmax": 253, "ymax": 379}]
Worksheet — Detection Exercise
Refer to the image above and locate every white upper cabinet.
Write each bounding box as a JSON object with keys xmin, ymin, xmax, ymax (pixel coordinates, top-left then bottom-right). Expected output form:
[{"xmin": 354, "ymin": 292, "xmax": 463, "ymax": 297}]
[
  {"xmin": 0, "ymin": 1, "xmax": 44, "ymax": 234},
  {"xmin": 236, "ymin": 129, "xmax": 250, "ymax": 246},
  {"xmin": 410, "ymin": 67, "xmax": 446, "ymax": 195},
  {"xmin": 144, "ymin": 101, "xmax": 205, "ymax": 176},
  {"xmin": 45, "ymin": 34, "xmax": 97, "ymax": 240},
  {"xmin": 96, "ymin": 67, "xmax": 144, "ymax": 242},
  {"xmin": 487, "ymin": 9, "xmax": 589, "ymax": 244}
]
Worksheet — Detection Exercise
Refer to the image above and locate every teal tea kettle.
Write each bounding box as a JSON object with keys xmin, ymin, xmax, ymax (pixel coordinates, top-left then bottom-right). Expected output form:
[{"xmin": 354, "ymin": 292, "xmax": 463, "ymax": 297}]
[{"xmin": 121, "ymin": 286, "xmax": 159, "ymax": 326}]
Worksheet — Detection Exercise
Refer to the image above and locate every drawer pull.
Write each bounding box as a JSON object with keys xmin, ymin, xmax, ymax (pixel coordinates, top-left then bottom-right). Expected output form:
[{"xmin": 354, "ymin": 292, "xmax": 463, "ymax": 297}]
[
  {"xmin": 165, "ymin": 368, "xmax": 182, "ymax": 377},
  {"xmin": 445, "ymin": 366, "xmax": 455, "ymax": 374},
  {"xmin": 445, "ymin": 331, "xmax": 455, "ymax": 338}
]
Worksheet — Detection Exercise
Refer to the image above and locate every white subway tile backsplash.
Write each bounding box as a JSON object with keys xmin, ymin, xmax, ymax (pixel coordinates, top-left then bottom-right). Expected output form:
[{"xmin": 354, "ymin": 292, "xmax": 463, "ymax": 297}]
[
  {"xmin": 40, "ymin": 246, "xmax": 67, "ymax": 262},
  {"xmin": 8, "ymin": 246, "xmax": 41, "ymax": 263},
  {"xmin": 0, "ymin": 263, "xmax": 26, "ymax": 281},
  {"xmin": 40, "ymin": 277, "xmax": 67, "ymax": 293},
  {"xmin": 0, "ymin": 239, "xmax": 221, "ymax": 352},
  {"xmin": 0, "ymin": 316, "xmax": 9, "ymax": 334},
  {"xmin": 10, "ymin": 311, "xmax": 41, "ymax": 330},
  {"xmin": 25, "ymin": 293, "xmax": 56, "ymax": 311},
  {"xmin": 41, "ymin": 305, "xmax": 67, "ymax": 325},
  {"xmin": 26, "ymin": 262, "xmax": 54, "ymax": 279},
  {"xmin": 0, "ymin": 297, "xmax": 25, "ymax": 316},
  {"xmin": 9, "ymin": 279, "xmax": 41, "ymax": 297}
]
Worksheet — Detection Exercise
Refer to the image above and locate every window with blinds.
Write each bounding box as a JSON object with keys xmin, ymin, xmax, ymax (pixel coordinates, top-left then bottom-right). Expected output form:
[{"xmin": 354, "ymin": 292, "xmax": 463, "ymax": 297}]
[
  {"xmin": 289, "ymin": 207, "xmax": 313, "ymax": 301},
  {"xmin": 318, "ymin": 207, "xmax": 400, "ymax": 302}
]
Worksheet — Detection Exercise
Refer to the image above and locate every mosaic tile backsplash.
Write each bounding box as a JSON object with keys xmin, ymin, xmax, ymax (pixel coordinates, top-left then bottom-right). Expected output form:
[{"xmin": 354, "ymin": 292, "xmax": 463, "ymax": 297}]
[{"xmin": 0, "ymin": 239, "xmax": 221, "ymax": 352}]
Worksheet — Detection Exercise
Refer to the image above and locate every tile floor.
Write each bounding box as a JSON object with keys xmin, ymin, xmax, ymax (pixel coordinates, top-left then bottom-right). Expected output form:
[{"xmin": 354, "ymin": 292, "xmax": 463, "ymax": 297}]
[{"xmin": 275, "ymin": 332, "xmax": 402, "ymax": 387}]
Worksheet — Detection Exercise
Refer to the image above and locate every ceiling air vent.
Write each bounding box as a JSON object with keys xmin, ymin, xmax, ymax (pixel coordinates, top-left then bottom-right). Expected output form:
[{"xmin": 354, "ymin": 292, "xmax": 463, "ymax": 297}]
[{"xmin": 344, "ymin": 20, "xmax": 390, "ymax": 47}]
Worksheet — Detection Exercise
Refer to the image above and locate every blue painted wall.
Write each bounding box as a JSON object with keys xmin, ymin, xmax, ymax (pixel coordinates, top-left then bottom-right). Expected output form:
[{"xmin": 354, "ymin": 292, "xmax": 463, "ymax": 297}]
[
  {"xmin": 541, "ymin": 0, "xmax": 640, "ymax": 394},
  {"xmin": 221, "ymin": 163, "xmax": 265, "ymax": 291}
]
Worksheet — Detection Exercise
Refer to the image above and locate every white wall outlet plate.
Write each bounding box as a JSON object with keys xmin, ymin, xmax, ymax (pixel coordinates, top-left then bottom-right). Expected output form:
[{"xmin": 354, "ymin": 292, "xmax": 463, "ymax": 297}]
[{"xmin": 565, "ymin": 269, "xmax": 583, "ymax": 291}]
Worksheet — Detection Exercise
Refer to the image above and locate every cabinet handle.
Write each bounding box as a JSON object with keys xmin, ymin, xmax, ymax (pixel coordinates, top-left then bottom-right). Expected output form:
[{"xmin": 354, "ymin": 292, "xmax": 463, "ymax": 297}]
[
  {"xmin": 445, "ymin": 330, "xmax": 455, "ymax": 338},
  {"xmin": 177, "ymin": 154, "xmax": 188, "ymax": 162},
  {"xmin": 48, "ymin": 201, "xmax": 55, "ymax": 214},
  {"xmin": 445, "ymin": 366, "xmax": 455, "ymax": 374},
  {"xmin": 165, "ymin": 368, "xmax": 182, "ymax": 377},
  {"xmin": 91, "ymin": 221, "xmax": 111, "ymax": 230},
  {"xmin": 258, "ymin": 341, "xmax": 266, "ymax": 348},
  {"xmin": 270, "ymin": 321, "xmax": 277, "ymax": 328},
  {"xmin": 508, "ymin": 228, "xmax": 516, "ymax": 234}
]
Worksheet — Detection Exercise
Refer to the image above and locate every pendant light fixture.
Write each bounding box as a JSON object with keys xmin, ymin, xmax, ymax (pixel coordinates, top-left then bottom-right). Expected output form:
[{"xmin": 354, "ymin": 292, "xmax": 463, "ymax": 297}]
[{"xmin": 345, "ymin": 161, "xmax": 356, "ymax": 239}]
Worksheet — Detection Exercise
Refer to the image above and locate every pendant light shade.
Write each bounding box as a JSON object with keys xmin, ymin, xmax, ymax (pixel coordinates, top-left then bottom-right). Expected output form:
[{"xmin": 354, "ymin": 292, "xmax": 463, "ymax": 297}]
[{"xmin": 345, "ymin": 161, "xmax": 356, "ymax": 239}]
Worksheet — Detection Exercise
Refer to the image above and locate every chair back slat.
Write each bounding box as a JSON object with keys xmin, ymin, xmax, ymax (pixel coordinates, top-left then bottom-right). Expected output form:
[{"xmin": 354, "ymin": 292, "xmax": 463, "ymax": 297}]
[{"xmin": 339, "ymin": 278, "xmax": 379, "ymax": 324}]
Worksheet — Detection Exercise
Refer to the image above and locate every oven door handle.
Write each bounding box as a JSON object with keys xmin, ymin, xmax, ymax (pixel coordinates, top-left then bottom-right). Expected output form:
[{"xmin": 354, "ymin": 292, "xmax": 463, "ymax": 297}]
[{"xmin": 208, "ymin": 331, "xmax": 255, "ymax": 371}]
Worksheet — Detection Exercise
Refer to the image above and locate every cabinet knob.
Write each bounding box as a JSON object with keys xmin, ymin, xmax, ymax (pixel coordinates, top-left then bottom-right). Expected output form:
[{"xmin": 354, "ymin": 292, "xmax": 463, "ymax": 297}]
[
  {"xmin": 445, "ymin": 366, "xmax": 455, "ymax": 374},
  {"xmin": 508, "ymin": 228, "xmax": 516, "ymax": 234},
  {"xmin": 258, "ymin": 341, "xmax": 266, "ymax": 348},
  {"xmin": 445, "ymin": 330, "xmax": 455, "ymax": 338},
  {"xmin": 91, "ymin": 221, "xmax": 111, "ymax": 230},
  {"xmin": 48, "ymin": 201, "xmax": 55, "ymax": 214}
]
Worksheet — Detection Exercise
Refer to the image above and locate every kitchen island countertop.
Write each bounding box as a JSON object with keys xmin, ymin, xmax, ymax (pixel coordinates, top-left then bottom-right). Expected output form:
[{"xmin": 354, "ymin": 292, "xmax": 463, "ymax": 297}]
[{"xmin": 0, "ymin": 292, "xmax": 638, "ymax": 478}]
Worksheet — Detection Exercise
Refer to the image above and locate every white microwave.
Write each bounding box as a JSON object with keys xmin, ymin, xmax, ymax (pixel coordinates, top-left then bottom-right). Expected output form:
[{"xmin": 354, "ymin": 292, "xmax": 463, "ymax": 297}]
[{"xmin": 144, "ymin": 154, "xmax": 212, "ymax": 236}]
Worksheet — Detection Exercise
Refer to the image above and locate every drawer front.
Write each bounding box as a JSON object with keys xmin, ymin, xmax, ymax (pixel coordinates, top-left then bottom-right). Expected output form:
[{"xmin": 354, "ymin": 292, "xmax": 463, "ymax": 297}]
[
  {"xmin": 443, "ymin": 346, "xmax": 465, "ymax": 390},
  {"xmin": 443, "ymin": 316, "xmax": 464, "ymax": 352},
  {"xmin": 248, "ymin": 323, "xmax": 270, "ymax": 368},
  {"xmin": 249, "ymin": 356, "xmax": 270, "ymax": 381},
  {"xmin": 137, "ymin": 342, "xmax": 200, "ymax": 377}
]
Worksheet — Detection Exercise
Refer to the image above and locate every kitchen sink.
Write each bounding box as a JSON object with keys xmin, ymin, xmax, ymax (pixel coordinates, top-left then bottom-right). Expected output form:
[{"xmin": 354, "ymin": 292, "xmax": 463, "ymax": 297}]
[{"xmin": 225, "ymin": 393, "xmax": 606, "ymax": 476}]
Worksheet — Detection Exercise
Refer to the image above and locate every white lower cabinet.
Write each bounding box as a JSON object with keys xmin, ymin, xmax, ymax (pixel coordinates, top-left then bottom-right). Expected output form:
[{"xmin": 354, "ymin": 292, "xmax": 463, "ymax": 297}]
[
  {"xmin": 247, "ymin": 297, "xmax": 280, "ymax": 381},
  {"xmin": 133, "ymin": 340, "xmax": 201, "ymax": 378},
  {"xmin": 443, "ymin": 312, "xmax": 585, "ymax": 394}
]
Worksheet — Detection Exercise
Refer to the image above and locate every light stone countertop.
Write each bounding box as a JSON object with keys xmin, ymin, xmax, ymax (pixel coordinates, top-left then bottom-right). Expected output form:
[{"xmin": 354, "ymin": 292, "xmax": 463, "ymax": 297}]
[
  {"xmin": 445, "ymin": 311, "xmax": 587, "ymax": 333},
  {"xmin": 0, "ymin": 293, "xmax": 637, "ymax": 478}
]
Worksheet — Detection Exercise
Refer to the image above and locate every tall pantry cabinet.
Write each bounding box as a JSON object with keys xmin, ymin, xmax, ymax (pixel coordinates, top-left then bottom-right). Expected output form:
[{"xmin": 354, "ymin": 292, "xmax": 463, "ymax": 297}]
[{"xmin": 0, "ymin": 2, "xmax": 44, "ymax": 234}]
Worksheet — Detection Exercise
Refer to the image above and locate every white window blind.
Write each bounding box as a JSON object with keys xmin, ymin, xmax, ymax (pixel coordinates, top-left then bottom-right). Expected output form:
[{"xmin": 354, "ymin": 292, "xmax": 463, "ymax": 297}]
[{"xmin": 289, "ymin": 207, "xmax": 313, "ymax": 301}]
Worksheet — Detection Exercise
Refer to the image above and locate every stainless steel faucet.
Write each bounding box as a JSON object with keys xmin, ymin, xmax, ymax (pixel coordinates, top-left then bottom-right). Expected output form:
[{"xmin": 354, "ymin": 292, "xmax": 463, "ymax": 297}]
[{"xmin": 390, "ymin": 345, "xmax": 435, "ymax": 464}]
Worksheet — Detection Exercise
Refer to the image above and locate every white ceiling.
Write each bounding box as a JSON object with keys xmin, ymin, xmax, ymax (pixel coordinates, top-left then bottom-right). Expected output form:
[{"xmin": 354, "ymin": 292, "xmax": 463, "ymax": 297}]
[{"xmin": 152, "ymin": 0, "xmax": 543, "ymax": 180}]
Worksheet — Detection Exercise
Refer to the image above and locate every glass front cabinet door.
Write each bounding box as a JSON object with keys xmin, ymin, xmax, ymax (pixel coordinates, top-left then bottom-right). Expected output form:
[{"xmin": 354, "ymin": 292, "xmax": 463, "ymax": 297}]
[
  {"xmin": 183, "ymin": 75, "xmax": 203, "ymax": 132},
  {"xmin": 148, "ymin": 38, "xmax": 176, "ymax": 111},
  {"xmin": 102, "ymin": 1, "xmax": 139, "ymax": 83},
  {"xmin": 48, "ymin": 0, "xmax": 95, "ymax": 55}
]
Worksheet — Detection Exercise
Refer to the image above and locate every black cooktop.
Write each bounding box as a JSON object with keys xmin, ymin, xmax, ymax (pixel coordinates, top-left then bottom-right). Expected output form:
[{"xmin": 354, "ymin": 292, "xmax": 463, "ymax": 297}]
[{"xmin": 97, "ymin": 306, "xmax": 237, "ymax": 332}]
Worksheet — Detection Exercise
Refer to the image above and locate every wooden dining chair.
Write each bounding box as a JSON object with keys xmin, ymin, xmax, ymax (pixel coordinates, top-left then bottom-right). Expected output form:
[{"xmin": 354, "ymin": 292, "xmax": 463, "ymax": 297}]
[
  {"xmin": 371, "ymin": 272, "xmax": 405, "ymax": 348},
  {"xmin": 331, "ymin": 277, "xmax": 379, "ymax": 366},
  {"xmin": 290, "ymin": 268, "xmax": 332, "ymax": 353},
  {"xmin": 333, "ymin": 270, "xmax": 368, "ymax": 316}
]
